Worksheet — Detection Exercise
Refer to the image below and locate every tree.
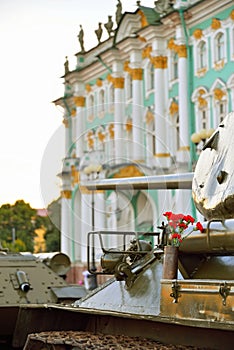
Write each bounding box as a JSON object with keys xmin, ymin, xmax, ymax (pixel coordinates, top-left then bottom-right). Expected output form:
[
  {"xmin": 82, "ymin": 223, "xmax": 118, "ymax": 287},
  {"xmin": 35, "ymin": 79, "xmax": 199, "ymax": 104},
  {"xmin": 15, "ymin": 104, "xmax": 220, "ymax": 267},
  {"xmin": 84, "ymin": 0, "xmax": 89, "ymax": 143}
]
[
  {"xmin": 0, "ymin": 200, "xmax": 42, "ymax": 252},
  {"xmin": 0, "ymin": 199, "xmax": 61, "ymax": 253},
  {"xmin": 44, "ymin": 199, "xmax": 61, "ymax": 252}
]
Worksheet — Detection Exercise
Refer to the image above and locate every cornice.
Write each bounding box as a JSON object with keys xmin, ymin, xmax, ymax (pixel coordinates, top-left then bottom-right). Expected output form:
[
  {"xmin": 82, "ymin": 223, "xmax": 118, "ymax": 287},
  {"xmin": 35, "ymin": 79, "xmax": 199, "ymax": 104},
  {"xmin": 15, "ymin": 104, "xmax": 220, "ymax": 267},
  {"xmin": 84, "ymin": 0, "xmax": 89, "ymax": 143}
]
[{"xmin": 185, "ymin": 0, "xmax": 233, "ymax": 28}]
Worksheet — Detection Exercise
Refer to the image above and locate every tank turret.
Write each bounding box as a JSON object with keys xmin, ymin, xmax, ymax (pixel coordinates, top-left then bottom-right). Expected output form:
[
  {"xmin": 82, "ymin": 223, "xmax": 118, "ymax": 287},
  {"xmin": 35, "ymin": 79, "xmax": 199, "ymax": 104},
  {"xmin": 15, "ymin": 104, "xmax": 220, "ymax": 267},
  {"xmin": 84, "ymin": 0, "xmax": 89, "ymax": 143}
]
[{"xmin": 0, "ymin": 248, "xmax": 86, "ymax": 348}]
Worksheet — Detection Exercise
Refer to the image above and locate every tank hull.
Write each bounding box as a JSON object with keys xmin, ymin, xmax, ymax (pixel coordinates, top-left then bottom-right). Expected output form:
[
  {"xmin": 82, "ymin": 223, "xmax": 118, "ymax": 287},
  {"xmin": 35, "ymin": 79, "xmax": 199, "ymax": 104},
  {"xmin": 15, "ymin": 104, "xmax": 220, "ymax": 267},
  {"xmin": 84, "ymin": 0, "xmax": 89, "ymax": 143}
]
[{"xmin": 20, "ymin": 304, "xmax": 234, "ymax": 350}]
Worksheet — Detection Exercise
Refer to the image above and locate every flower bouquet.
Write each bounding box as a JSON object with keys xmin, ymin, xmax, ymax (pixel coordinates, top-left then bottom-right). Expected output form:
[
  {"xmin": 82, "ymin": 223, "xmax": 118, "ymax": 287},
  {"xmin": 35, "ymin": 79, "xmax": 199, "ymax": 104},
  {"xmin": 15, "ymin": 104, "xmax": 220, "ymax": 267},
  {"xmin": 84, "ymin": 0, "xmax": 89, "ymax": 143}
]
[{"xmin": 163, "ymin": 211, "xmax": 204, "ymax": 247}]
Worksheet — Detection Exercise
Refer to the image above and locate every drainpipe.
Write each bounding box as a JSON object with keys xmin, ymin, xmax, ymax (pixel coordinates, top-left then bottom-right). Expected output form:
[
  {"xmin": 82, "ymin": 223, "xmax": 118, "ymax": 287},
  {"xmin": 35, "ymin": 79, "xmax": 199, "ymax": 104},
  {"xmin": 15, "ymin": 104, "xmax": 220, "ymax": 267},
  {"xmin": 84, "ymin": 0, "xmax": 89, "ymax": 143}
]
[
  {"xmin": 178, "ymin": 8, "xmax": 196, "ymax": 170},
  {"xmin": 96, "ymin": 55, "xmax": 113, "ymax": 74},
  {"xmin": 62, "ymin": 97, "xmax": 73, "ymax": 157},
  {"xmin": 177, "ymin": 6, "xmax": 197, "ymax": 218},
  {"xmin": 70, "ymin": 184, "xmax": 79, "ymax": 262}
]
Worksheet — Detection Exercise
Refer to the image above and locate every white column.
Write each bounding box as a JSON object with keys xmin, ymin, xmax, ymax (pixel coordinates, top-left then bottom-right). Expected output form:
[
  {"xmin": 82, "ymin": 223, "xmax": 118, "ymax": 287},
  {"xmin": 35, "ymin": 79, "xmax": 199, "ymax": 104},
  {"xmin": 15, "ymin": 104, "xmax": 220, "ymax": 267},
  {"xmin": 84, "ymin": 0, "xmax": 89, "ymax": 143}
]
[
  {"xmin": 113, "ymin": 77, "xmax": 125, "ymax": 162},
  {"xmin": 81, "ymin": 192, "xmax": 92, "ymax": 263},
  {"xmin": 177, "ymin": 27, "xmax": 190, "ymax": 163},
  {"xmin": 74, "ymin": 96, "xmax": 85, "ymax": 159},
  {"xmin": 152, "ymin": 55, "xmax": 171, "ymax": 168},
  {"xmin": 61, "ymin": 190, "xmax": 72, "ymax": 257},
  {"xmin": 132, "ymin": 77, "xmax": 144, "ymax": 161},
  {"xmin": 130, "ymin": 50, "xmax": 144, "ymax": 161},
  {"xmin": 95, "ymin": 191, "xmax": 106, "ymax": 231},
  {"xmin": 63, "ymin": 118, "xmax": 71, "ymax": 157}
]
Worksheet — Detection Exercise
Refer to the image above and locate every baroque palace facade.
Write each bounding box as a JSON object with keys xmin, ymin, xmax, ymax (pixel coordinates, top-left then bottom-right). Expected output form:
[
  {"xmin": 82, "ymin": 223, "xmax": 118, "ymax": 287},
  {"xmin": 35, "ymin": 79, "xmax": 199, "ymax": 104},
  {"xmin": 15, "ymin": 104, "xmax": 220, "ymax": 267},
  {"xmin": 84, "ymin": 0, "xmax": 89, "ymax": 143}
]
[{"xmin": 54, "ymin": 0, "xmax": 234, "ymax": 279}]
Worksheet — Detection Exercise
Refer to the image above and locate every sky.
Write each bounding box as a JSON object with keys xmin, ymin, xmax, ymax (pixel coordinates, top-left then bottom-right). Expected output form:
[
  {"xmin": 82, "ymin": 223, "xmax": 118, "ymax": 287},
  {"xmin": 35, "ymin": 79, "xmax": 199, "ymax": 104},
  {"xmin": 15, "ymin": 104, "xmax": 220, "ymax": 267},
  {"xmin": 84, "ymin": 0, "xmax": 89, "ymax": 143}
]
[{"xmin": 0, "ymin": 0, "xmax": 154, "ymax": 209}]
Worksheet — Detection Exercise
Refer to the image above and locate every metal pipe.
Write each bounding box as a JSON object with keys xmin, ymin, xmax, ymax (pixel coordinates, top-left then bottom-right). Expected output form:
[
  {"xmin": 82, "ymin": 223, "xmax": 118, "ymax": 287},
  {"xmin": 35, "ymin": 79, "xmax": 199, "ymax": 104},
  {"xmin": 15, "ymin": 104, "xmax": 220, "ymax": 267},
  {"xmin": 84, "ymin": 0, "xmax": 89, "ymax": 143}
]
[{"xmin": 81, "ymin": 172, "xmax": 194, "ymax": 191}]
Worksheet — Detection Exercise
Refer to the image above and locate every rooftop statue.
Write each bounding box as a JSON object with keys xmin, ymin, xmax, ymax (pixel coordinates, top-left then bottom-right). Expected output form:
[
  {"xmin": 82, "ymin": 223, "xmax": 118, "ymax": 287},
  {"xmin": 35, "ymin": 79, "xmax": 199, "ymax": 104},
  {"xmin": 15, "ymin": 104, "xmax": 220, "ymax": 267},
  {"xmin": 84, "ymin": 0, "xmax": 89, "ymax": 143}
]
[
  {"xmin": 64, "ymin": 56, "xmax": 69, "ymax": 74},
  {"xmin": 192, "ymin": 112, "xmax": 234, "ymax": 220},
  {"xmin": 154, "ymin": 0, "xmax": 173, "ymax": 14},
  {"xmin": 95, "ymin": 23, "xmax": 103, "ymax": 44},
  {"xmin": 78, "ymin": 24, "xmax": 85, "ymax": 53},
  {"xmin": 115, "ymin": 0, "xmax": 122, "ymax": 25},
  {"xmin": 104, "ymin": 15, "xmax": 114, "ymax": 37}
]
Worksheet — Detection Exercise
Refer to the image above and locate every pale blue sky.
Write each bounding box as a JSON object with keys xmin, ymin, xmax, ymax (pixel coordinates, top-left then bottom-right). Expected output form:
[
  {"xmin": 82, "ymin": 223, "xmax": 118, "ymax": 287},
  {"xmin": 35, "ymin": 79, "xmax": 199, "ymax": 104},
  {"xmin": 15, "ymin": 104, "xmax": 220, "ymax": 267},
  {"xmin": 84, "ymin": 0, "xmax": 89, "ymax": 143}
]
[{"xmin": 0, "ymin": 0, "xmax": 154, "ymax": 208}]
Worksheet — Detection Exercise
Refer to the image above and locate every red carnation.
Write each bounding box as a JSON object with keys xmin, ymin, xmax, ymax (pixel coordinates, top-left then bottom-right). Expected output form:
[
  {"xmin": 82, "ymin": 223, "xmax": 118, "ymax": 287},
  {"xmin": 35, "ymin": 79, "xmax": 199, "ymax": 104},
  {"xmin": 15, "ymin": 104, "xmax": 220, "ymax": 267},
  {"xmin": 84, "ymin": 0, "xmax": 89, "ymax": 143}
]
[
  {"xmin": 163, "ymin": 211, "xmax": 172, "ymax": 219},
  {"xmin": 170, "ymin": 213, "xmax": 184, "ymax": 221},
  {"xmin": 183, "ymin": 215, "xmax": 195, "ymax": 224},
  {"xmin": 196, "ymin": 222, "xmax": 204, "ymax": 232},
  {"xmin": 178, "ymin": 222, "xmax": 188, "ymax": 229}
]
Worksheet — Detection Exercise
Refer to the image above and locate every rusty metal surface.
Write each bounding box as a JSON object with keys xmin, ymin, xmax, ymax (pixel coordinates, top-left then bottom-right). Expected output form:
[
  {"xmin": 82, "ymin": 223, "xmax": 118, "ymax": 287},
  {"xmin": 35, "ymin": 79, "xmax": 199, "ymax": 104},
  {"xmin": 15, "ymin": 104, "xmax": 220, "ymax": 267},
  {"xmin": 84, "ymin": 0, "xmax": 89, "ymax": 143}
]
[
  {"xmin": 23, "ymin": 330, "xmax": 207, "ymax": 350},
  {"xmin": 9, "ymin": 302, "xmax": 234, "ymax": 349}
]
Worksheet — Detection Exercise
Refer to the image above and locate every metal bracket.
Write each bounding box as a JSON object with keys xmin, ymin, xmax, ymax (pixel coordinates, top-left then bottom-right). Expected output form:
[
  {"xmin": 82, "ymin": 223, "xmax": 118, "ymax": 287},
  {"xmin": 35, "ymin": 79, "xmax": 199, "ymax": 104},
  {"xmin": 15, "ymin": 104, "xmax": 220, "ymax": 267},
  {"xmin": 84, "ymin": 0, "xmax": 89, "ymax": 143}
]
[
  {"xmin": 170, "ymin": 280, "xmax": 181, "ymax": 303},
  {"xmin": 219, "ymin": 282, "xmax": 230, "ymax": 306}
]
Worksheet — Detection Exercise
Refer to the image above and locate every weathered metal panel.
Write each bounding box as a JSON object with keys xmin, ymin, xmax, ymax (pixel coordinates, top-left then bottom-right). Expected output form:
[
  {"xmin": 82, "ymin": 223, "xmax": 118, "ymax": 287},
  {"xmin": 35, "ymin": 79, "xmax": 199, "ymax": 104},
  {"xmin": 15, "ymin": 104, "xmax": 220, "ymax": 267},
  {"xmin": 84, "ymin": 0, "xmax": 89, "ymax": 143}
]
[
  {"xmin": 160, "ymin": 279, "xmax": 234, "ymax": 325},
  {"xmin": 75, "ymin": 259, "xmax": 163, "ymax": 316}
]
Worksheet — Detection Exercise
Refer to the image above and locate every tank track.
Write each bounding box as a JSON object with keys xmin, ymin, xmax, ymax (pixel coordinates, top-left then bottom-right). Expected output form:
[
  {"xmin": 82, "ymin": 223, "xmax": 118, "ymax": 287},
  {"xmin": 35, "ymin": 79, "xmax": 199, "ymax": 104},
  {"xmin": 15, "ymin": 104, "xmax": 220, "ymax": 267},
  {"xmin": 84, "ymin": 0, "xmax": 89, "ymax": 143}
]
[{"xmin": 23, "ymin": 330, "xmax": 207, "ymax": 350}]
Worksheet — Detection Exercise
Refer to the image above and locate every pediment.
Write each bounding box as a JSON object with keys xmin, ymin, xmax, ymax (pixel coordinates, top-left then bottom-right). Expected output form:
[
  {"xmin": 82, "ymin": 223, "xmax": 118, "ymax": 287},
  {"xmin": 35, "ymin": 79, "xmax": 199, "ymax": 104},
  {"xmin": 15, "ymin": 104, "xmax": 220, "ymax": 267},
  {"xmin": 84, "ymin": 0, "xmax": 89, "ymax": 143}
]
[{"xmin": 115, "ymin": 11, "xmax": 142, "ymax": 44}]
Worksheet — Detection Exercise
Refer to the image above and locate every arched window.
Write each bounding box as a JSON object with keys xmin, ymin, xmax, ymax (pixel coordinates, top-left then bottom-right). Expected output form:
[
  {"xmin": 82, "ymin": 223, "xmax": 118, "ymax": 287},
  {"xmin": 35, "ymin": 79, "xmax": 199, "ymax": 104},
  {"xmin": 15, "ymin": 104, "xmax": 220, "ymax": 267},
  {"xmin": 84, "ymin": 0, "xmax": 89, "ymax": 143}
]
[
  {"xmin": 198, "ymin": 40, "xmax": 207, "ymax": 69},
  {"xmin": 145, "ymin": 107, "xmax": 155, "ymax": 165},
  {"xmin": 215, "ymin": 32, "xmax": 225, "ymax": 61},
  {"xmin": 171, "ymin": 52, "xmax": 178, "ymax": 80},
  {"xmin": 87, "ymin": 94, "xmax": 94, "ymax": 121},
  {"xmin": 125, "ymin": 74, "xmax": 132, "ymax": 100},
  {"xmin": 211, "ymin": 79, "xmax": 228, "ymax": 127},
  {"xmin": 98, "ymin": 89, "xmax": 105, "ymax": 114},
  {"xmin": 109, "ymin": 84, "xmax": 114, "ymax": 112},
  {"xmin": 201, "ymin": 109, "xmax": 208, "ymax": 129},
  {"xmin": 192, "ymin": 87, "xmax": 210, "ymax": 132},
  {"xmin": 149, "ymin": 63, "xmax": 154, "ymax": 90}
]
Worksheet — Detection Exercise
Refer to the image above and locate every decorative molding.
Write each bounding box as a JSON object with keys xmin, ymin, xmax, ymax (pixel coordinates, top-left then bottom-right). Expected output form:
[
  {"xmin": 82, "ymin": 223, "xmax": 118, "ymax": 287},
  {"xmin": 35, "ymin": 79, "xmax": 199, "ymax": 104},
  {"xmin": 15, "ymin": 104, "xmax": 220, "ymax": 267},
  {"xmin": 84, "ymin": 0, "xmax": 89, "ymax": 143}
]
[
  {"xmin": 138, "ymin": 35, "xmax": 147, "ymax": 43},
  {"xmin": 155, "ymin": 153, "xmax": 170, "ymax": 158},
  {"xmin": 196, "ymin": 67, "xmax": 207, "ymax": 77},
  {"xmin": 178, "ymin": 146, "xmax": 190, "ymax": 151},
  {"xmin": 97, "ymin": 130, "xmax": 105, "ymax": 143},
  {"xmin": 198, "ymin": 96, "xmax": 207, "ymax": 108},
  {"xmin": 61, "ymin": 190, "xmax": 72, "ymax": 199},
  {"xmin": 96, "ymin": 78, "xmax": 103, "ymax": 87},
  {"xmin": 124, "ymin": 61, "xmax": 143, "ymax": 80},
  {"xmin": 131, "ymin": 68, "xmax": 143, "ymax": 80},
  {"xmin": 197, "ymin": 88, "xmax": 207, "ymax": 108},
  {"xmin": 177, "ymin": 45, "xmax": 187, "ymax": 58},
  {"xmin": 169, "ymin": 101, "xmax": 178, "ymax": 116},
  {"xmin": 145, "ymin": 109, "xmax": 154, "ymax": 124},
  {"xmin": 150, "ymin": 55, "xmax": 168, "ymax": 69},
  {"xmin": 211, "ymin": 18, "xmax": 221, "ymax": 30},
  {"xmin": 168, "ymin": 38, "xmax": 177, "ymax": 51},
  {"xmin": 107, "ymin": 74, "xmax": 124, "ymax": 89},
  {"xmin": 138, "ymin": 10, "xmax": 148, "ymax": 28},
  {"xmin": 168, "ymin": 38, "xmax": 187, "ymax": 58},
  {"xmin": 85, "ymin": 84, "xmax": 92, "ymax": 92},
  {"xmin": 62, "ymin": 118, "xmax": 69, "ymax": 128},
  {"xmin": 142, "ymin": 45, "xmax": 152, "ymax": 59},
  {"xmin": 125, "ymin": 119, "xmax": 132, "ymax": 132},
  {"xmin": 108, "ymin": 123, "xmax": 115, "ymax": 139},
  {"xmin": 214, "ymin": 88, "xmax": 226, "ymax": 100},
  {"xmin": 71, "ymin": 165, "xmax": 79, "ymax": 185},
  {"xmin": 124, "ymin": 60, "xmax": 131, "ymax": 73},
  {"xmin": 73, "ymin": 96, "xmax": 85, "ymax": 107},
  {"xmin": 193, "ymin": 29, "xmax": 203, "ymax": 40},
  {"xmin": 113, "ymin": 165, "xmax": 144, "ymax": 178},
  {"xmin": 71, "ymin": 108, "xmax": 76, "ymax": 117},
  {"xmin": 231, "ymin": 9, "xmax": 234, "ymax": 21},
  {"xmin": 86, "ymin": 130, "xmax": 94, "ymax": 149},
  {"xmin": 214, "ymin": 59, "xmax": 225, "ymax": 71}
]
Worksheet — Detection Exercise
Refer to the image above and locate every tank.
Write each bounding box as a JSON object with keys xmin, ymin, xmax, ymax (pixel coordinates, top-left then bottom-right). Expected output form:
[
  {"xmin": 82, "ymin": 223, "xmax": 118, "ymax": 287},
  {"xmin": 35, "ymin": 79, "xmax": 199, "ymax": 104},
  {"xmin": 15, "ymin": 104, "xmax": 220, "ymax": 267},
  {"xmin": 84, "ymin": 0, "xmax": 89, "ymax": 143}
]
[
  {"xmin": 0, "ymin": 249, "xmax": 86, "ymax": 349},
  {"xmin": 17, "ymin": 113, "xmax": 234, "ymax": 349}
]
